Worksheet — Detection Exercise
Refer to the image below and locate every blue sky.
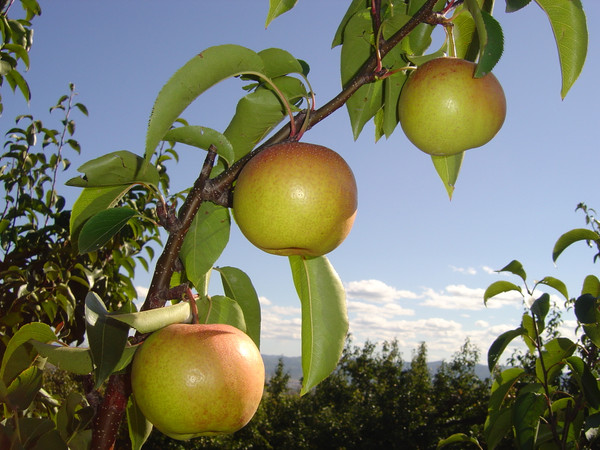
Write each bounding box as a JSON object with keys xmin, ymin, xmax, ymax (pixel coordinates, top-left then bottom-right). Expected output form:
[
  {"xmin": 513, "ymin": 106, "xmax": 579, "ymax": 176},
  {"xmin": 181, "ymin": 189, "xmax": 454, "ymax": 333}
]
[{"xmin": 3, "ymin": 1, "xmax": 599, "ymax": 362}]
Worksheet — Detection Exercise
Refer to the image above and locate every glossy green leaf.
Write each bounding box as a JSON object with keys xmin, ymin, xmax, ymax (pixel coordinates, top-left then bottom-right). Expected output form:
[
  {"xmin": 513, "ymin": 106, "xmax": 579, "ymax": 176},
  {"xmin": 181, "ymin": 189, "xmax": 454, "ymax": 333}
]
[
  {"xmin": 484, "ymin": 280, "xmax": 522, "ymax": 305},
  {"xmin": 566, "ymin": 356, "xmax": 600, "ymax": 408},
  {"xmin": 488, "ymin": 327, "xmax": 525, "ymax": 371},
  {"xmin": 216, "ymin": 266, "xmax": 261, "ymax": 348},
  {"xmin": 30, "ymin": 341, "xmax": 140, "ymax": 376},
  {"xmin": 498, "ymin": 259, "xmax": 527, "ymax": 281},
  {"xmin": 552, "ymin": 228, "xmax": 599, "ymax": 262},
  {"xmin": 332, "ymin": 0, "xmax": 369, "ymax": 48},
  {"xmin": 0, "ymin": 322, "xmax": 57, "ymax": 383},
  {"xmin": 340, "ymin": 10, "xmax": 384, "ymax": 139},
  {"xmin": 534, "ymin": 0, "xmax": 588, "ymax": 98},
  {"xmin": 70, "ymin": 185, "xmax": 135, "ymax": 246},
  {"xmin": 179, "ymin": 202, "xmax": 230, "ymax": 291},
  {"xmin": 85, "ymin": 292, "xmax": 130, "ymax": 388},
  {"xmin": 476, "ymin": 10, "xmax": 504, "ymax": 76},
  {"xmin": 289, "ymin": 255, "xmax": 348, "ymax": 395},
  {"xmin": 66, "ymin": 150, "xmax": 160, "ymax": 188},
  {"xmin": 163, "ymin": 126, "xmax": 235, "ymax": 166},
  {"xmin": 581, "ymin": 275, "xmax": 600, "ymax": 297},
  {"xmin": 78, "ymin": 207, "xmax": 137, "ymax": 254},
  {"xmin": 145, "ymin": 45, "xmax": 265, "ymax": 160},
  {"xmin": 536, "ymin": 337, "xmax": 576, "ymax": 384},
  {"xmin": 437, "ymin": 433, "xmax": 481, "ymax": 448},
  {"xmin": 258, "ymin": 48, "xmax": 305, "ymax": 78},
  {"xmin": 265, "ymin": 0, "xmax": 298, "ymax": 27},
  {"xmin": 223, "ymin": 84, "xmax": 294, "ymax": 161},
  {"xmin": 431, "ymin": 152, "xmax": 464, "ymax": 200},
  {"xmin": 536, "ymin": 276, "xmax": 569, "ymax": 301},
  {"xmin": 513, "ymin": 391, "xmax": 547, "ymax": 449},
  {"xmin": 521, "ymin": 313, "xmax": 537, "ymax": 353},
  {"xmin": 111, "ymin": 295, "xmax": 246, "ymax": 334},
  {"xmin": 127, "ymin": 394, "xmax": 153, "ymax": 450},
  {"xmin": 6, "ymin": 365, "xmax": 42, "ymax": 410}
]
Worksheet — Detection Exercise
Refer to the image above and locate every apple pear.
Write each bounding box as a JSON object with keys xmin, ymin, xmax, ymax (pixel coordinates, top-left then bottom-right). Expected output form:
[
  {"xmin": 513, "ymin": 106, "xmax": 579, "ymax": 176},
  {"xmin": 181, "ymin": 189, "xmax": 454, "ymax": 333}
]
[
  {"xmin": 398, "ymin": 57, "xmax": 506, "ymax": 156},
  {"xmin": 232, "ymin": 141, "xmax": 358, "ymax": 257},
  {"xmin": 130, "ymin": 323, "xmax": 265, "ymax": 440}
]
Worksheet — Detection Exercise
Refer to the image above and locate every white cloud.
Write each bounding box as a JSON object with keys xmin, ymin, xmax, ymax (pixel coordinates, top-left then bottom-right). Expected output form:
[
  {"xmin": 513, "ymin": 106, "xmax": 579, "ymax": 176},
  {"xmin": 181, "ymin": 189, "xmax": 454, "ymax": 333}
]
[
  {"xmin": 450, "ymin": 265, "xmax": 477, "ymax": 275},
  {"xmin": 420, "ymin": 284, "xmax": 522, "ymax": 310},
  {"xmin": 482, "ymin": 266, "xmax": 496, "ymax": 274},
  {"xmin": 345, "ymin": 279, "xmax": 420, "ymax": 303}
]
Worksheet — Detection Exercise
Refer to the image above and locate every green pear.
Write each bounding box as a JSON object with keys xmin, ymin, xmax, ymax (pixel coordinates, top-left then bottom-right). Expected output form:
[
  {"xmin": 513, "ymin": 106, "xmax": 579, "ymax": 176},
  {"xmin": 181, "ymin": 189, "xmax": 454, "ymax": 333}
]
[
  {"xmin": 233, "ymin": 141, "xmax": 358, "ymax": 257},
  {"xmin": 398, "ymin": 57, "xmax": 506, "ymax": 156},
  {"xmin": 131, "ymin": 323, "xmax": 264, "ymax": 440}
]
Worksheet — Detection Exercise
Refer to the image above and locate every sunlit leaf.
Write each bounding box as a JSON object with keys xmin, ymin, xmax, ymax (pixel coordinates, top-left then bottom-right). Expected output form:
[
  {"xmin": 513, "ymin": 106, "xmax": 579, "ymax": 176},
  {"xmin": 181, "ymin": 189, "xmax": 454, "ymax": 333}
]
[
  {"xmin": 581, "ymin": 275, "xmax": 600, "ymax": 297},
  {"xmin": 484, "ymin": 280, "xmax": 522, "ymax": 305},
  {"xmin": 6, "ymin": 365, "xmax": 42, "ymax": 410},
  {"xmin": 78, "ymin": 207, "xmax": 138, "ymax": 254},
  {"xmin": 258, "ymin": 48, "xmax": 305, "ymax": 78},
  {"xmin": 332, "ymin": 0, "xmax": 368, "ymax": 48},
  {"xmin": 431, "ymin": 152, "xmax": 464, "ymax": 199},
  {"xmin": 216, "ymin": 266, "xmax": 261, "ymax": 348},
  {"xmin": 552, "ymin": 228, "xmax": 599, "ymax": 262},
  {"xmin": 264, "ymin": 0, "xmax": 298, "ymax": 28},
  {"xmin": 498, "ymin": 259, "xmax": 527, "ymax": 281},
  {"xmin": 163, "ymin": 126, "xmax": 235, "ymax": 166},
  {"xmin": 536, "ymin": 276, "xmax": 569, "ymax": 301},
  {"xmin": 66, "ymin": 150, "xmax": 159, "ymax": 188},
  {"xmin": 488, "ymin": 327, "xmax": 525, "ymax": 371},
  {"xmin": 534, "ymin": 0, "xmax": 588, "ymax": 98},
  {"xmin": 289, "ymin": 255, "xmax": 348, "ymax": 395},
  {"xmin": 70, "ymin": 185, "xmax": 135, "ymax": 246},
  {"xmin": 437, "ymin": 433, "xmax": 481, "ymax": 448},
  {"xmin": 536, "ymin": 337, "xmax": 575, "ymax": 384},
  {"xmin": 179, "ymin": 202, "xmax": 230, "ymax": 291},
  {"xmin": 85, "ymin": 292, "xmax": 130, "ymax": 388},
  {"xmin": 145, "ymin": 45, "xmax": 265, "ymax": 160}
]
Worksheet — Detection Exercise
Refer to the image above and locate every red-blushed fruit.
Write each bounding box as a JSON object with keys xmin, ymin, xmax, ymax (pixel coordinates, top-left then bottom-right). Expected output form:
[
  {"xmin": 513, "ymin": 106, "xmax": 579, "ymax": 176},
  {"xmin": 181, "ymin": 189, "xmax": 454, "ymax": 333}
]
[
  {"xmin": 232, "ymin": 141, "xmax": 358, "ymax": 257},
  {"xmin": 398, "ymin": 57, "xmax": 506, "ymax": 156},
  {"xmin": 130, "ymin": 323, "xmax": 265, "ymax": 440}
]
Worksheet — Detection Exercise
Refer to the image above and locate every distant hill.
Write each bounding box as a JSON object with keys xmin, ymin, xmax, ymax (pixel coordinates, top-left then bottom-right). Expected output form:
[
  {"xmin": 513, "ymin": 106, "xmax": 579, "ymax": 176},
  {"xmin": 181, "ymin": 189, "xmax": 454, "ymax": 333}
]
[{"xmin": 262, "ymin": 354, "xmax": 491, "ymax": 389}]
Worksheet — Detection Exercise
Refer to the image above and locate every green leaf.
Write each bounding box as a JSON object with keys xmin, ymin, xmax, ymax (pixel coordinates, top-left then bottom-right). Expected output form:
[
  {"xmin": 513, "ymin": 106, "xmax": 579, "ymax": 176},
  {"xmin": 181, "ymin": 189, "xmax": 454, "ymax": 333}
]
[
  {"xmin": 534, "ymin": 0, "xmax": 588, "ymax": 98},
  {"xmin": 513, "ymin": 391, "xmax": 547, "ymax": 449},
  {"xmin": 145, "ymin": 45, "xmax": 264, "ymax": 160},
  {"xmin": 216, "ymin": 266, "xmax": 261, "ymax": 348},
  {"xmin": 506, "ymin": 0, "xmax": 532, "ymax": 13},
  {"xmin": 127, "ymin": 394, "xmax": 153, "ymax": 450},
  {"xmin": 5, "ymin": 69, "xmax": 31, "ymax": 103},
  {"xmin": 78, "ymin": 207, "xmax": 137, "ymax": 254},
  {"xmin": 289, "ymin": 255, "xmax": 348, "ymax": 395},
  {"xmin": 498, "ymin": 259, "xmax": 527, "ymax": 282},
  {"xmin": 566, "ymin": 356, "xmax": 600, "ymax": 409},
  {"xmin": 265, "ymin": 0, "xmax": 298, "ymax": 27},
  {"xmin": 6, "ymin": 365, "xmax": 42, "ymax": 410},
  {"xmin": 552, "ymin": 228, "xmax": 599, "ymax": 262},
  {"xmin": 110, "ymin": 295, "xmax": 246, "ymax": 334},
  {"xmin": 179, "ymin": 202, "xmax": 230, "ymax": 291},
  {"xmin": 530, "ymin": 293, "xmax": 550, "ymax": 323},
  {"xmin": 257, "ymin": 48, "xmax": 305, "ymax": 78},
  {"xmin": 431, "ymin": 152, "xmax": 464, "ymax": 199},
  {"xmin": 581, "ymin": 275, "xmax": 600, "ymax": 297},
  {"xmin": 163, "ymin": 126, "xmax": 235, "ymax": 165},
  {"xmin": 30, "ymin": 341, "xmax": 140, "ymax": 376},
  {"xmin": 223, "ymin": 78, "xmax": 305, "ymax": 161},
  {"xmin": 476, "ymin": 10, "xmax": 504, "ymax": 76},
  {"xmin": 574, "ymin": 293, "xmax": 598, "ymax": 324},
  {"xmin": 340, "ymin": 10, "xmax": 385, "ymax": 139},
  {"xmin": 0, "ymin": 322, "xmax": 57, "ymax": 383},
  {"xmin": 437, "ymin": 433, "xmax": 481, "ymax": 448},
  {"xmin": 85, "ymin": 292, "xmax": 130, "ymax": 388},
  {"xmin": 536, "ymin": 337, "xmax": 576, "ymax": 384},
  {"xmin": 70, "ymin": 185, "xmax": 135, "ymax": 246},
  {"xmin": 488, "ymin": 327, "xmax": 525, "ymax": 371},
  {"xmin": 484, "ymin": 280, "xmax": 522, "ymax": 305},
  {"xmin": 536, "ymin": 276, "xmax": 569, "ymax": 301},
  {"xmin": 332, "ymin": 0, "xmax": 369, "ymax": 48},
  {"xmin": 66, "ymin": 150, "xmax": 160, "ymax": 188},
  {"xmin": 55, "ymin": 392, "xmax": 94, "ymax": 445},
  {"xmin": 485, "ymin": 367, "xmax": 525, "ymax": 448}
]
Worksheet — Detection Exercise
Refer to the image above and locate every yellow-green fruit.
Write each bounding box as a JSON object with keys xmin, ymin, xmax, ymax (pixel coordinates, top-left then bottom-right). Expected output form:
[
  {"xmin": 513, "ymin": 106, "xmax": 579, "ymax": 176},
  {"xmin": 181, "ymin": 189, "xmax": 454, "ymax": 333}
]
[
  {"xmin": 131, "ymin": 323, "xmax": 265, "ymax": 440},
  {"xmin": 233, "ymin": 141, "xmax": 358, "ymax": 257},
  {"xmin": 398, "ymin": 57, "xmax": 506, "ymax": 156}
]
